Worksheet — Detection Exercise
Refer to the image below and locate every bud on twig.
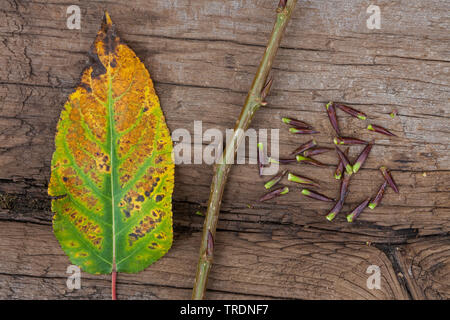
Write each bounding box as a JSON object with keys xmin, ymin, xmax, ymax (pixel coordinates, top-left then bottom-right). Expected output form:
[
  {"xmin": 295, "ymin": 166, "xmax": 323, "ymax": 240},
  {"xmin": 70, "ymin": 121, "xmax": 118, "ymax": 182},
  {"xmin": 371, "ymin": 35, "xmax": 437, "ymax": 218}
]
[
  {"xmin": 206, "ymin": 230, "xmax": 214, "ymax": 257},
  {"xmin": 277, "ymin": 0, "xmax": 287, "ymax": 11},
  {"xmin": 261, "ymin": 76, "xmax": 274, "ymax": 102},
  {"xmin": 259, "ymin": 186, "xmax": 289, "ymax": 202}
]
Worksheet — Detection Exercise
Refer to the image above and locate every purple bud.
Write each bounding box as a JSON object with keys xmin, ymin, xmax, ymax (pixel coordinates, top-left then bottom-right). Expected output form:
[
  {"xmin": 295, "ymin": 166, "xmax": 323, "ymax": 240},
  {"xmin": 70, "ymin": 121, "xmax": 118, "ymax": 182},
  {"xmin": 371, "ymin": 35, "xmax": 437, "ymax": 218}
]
[
  {"xmin": 325, "ymin": 102, "xmax": 340, "ymax": 135},
  {"xmin": 369, "ymin": 181, "xmax": 388, "ymax": 209},
  {"xmin": 259, "ymin": 186, "xmax": 289, "ymax": 202},
  {"xmin": 290, "ymin": 139, "xmax": 317, "ymax": 156},
  {"xmin": 367, "ymin": 124, "xmax": 397, "ymax": 137},
  {"xmin": 301, "ymin": 189, "xmax": 335, "ymax": 202},
  {"xmin": 353, "ymin": 142, "xmax": 373, "ymax": 173},
  {"xmin": 380, "ymin": 166, "xmax": 399, "ymax": 193},
  {"xmin": 346, "ymin": 198, "xmax": 370, "ymax": 222},
  {"xmin": 303, "ymin": 147, "xmax": 332, "ymax": 157},
  {"xmin": 334, "ymin": 103, "xmax": 367, "ymax": 120}
]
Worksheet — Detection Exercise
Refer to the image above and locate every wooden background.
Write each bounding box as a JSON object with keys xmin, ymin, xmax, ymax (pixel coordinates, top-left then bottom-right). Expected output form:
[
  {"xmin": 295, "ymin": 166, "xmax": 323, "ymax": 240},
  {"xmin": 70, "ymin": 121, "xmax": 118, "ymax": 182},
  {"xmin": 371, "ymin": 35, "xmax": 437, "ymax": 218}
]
[{"xmin": 0, "ymin": 0, "xmax": 449, "ymax": 299}]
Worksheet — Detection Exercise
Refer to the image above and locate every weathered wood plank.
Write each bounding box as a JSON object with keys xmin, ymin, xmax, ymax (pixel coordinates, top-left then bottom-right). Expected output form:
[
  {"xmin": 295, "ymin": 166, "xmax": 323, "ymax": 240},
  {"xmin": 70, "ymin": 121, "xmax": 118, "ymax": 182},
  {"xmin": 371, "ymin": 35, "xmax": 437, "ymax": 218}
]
[
  {"xmin": 0, "ymin": 220, "xmax": 415, "ymax": 300},
  {"xmin": 0, "ymin": 0, "xmax": 449, "ymax": 299},
  {"xmin": 392, "ymin": 238, "xmax": 450, "ymax": 300}
]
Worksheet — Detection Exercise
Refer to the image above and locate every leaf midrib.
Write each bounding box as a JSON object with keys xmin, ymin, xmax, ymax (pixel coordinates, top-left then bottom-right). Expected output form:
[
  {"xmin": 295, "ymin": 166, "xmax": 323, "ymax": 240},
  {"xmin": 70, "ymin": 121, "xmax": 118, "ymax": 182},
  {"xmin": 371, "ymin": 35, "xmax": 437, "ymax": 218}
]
[{"xmin": 106, "ymin": 60, "xmax": 118, "ymax": 271}]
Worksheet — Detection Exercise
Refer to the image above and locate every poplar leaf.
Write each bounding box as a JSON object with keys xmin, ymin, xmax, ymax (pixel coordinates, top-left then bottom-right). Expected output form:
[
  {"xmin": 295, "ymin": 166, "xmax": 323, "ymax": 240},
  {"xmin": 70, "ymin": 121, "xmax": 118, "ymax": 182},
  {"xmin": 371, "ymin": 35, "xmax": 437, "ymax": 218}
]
[{"xmin": 48, "ymin": 12, "xmax": 174, "ymax": 274}]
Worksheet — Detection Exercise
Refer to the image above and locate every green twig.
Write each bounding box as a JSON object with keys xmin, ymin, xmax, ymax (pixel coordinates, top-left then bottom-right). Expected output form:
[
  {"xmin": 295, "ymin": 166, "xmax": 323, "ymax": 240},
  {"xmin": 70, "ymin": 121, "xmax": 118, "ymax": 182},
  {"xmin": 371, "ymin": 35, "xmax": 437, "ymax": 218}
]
[{"xmin": 191, "ymin": 0, "xmax": 298, "ymax": 300}]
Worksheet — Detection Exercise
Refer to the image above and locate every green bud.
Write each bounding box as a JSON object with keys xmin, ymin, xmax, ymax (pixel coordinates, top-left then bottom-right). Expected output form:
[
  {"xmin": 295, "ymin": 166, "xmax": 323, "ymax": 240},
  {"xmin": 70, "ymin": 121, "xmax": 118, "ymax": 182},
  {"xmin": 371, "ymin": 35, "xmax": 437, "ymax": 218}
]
[
  {"xmin": 352, "ymin": 162, "xmax": 361, "ymax": 174},
  {"xmin": 326, "ymin": 212, "xmax": 336, "ymax": 221},
  {"xmin": 345, "ymin": 164, "xmax": 353, "ymax": 175},
  {"xmin": 301, "ymin": 189, "xmax": 310, "ymax": 196}
]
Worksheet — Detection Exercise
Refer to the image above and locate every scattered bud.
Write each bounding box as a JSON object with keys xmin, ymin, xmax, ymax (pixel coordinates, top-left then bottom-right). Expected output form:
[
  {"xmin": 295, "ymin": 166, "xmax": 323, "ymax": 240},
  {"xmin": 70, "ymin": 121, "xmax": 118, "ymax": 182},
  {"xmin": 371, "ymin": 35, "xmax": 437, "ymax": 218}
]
[
  {"xmin": 352, "ymin": 142, "xmax": 373, "ymax": 173},
  {"xmin": 269, "ymin": 157, "xmax": 297, "ymax": 164},
  {"xmin": 346, "ymin": 198, "xmax": 370, "ymax": 222},
  {"xmin": 335, "ymin": 146, "xmax": 353, "ymax": 175},
  {"xmin": 259, "ymin": 186, "xmax": 289, "ymax": 202},
  {"xmin": 339, "ymin": 172, "xmax": 351, "ymax": 201},
  {"xmin": 264, "ymin": 170, "xmax": 287, "ymax": 189},
  {"xmin": 367, "ymin": 124, "xmax": 397, "ymax": 137},
  {"xmin": 334, "ymin": 147, "xmax": 349, "ymax": 179},
  {"xmin": 289, "ymin": 128, "xmax": 319, "ymax": 134},
  {"xmin": 369, "ymin": 181, "xmax": 388, "ymax": 209},
  {"xmin": 301, "ymin": 189, "xmax": 335, "ymax": 202},
  {"xmin": 390, "ymin": 110, "xmax": 398, "ymax": 119},
  {"xmin": 325, "ymin": 102, "xmax": 340, "ymax": 135},
  {"xmin": 326, "ymin": 199, "xmax": 344, "ymax": 221},
  {"xmin": 334, "ymin": 103, "xmax": 367, "ymax": 120},
  {"xmin": 334, "ymin": 136, "xmax": 368, "ymax": 145},
  {"xmin": 379, "ymin": 166, "xmax": 399, "ymax": 193},
  {"xmin": 296, "ymin": 155, "xmax": 327, "ymax": 167},
  {"xmin": 282, "ymin": 117, "xmax": 312, "ymax": 129},
  {"xmin": 290, "ymin": 139, "xmax": 317, "ymax": 155},
  {"xmin": 287, "ymin": 173, "xmax": 320, "ymax": 188},
  {"xmin": 303, "ymin": 147, "xmax": 332, "ymax": 157}
]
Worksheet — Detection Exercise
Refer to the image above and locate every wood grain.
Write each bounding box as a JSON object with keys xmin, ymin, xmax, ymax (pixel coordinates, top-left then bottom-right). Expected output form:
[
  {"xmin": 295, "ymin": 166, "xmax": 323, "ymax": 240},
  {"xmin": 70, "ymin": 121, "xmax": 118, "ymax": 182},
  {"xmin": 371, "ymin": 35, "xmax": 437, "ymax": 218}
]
[{"xmin": 0, "ymin": 0, "xmax": 448, "ymax": 299}]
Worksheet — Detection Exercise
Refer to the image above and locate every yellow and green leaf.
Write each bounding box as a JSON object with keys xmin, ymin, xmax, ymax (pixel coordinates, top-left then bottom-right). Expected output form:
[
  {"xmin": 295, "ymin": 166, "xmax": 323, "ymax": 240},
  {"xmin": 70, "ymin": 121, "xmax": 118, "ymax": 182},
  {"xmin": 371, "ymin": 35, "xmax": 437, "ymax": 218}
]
[{"xmin": 48, "ymin": 12, "xmax": 174, "ymax": 274}]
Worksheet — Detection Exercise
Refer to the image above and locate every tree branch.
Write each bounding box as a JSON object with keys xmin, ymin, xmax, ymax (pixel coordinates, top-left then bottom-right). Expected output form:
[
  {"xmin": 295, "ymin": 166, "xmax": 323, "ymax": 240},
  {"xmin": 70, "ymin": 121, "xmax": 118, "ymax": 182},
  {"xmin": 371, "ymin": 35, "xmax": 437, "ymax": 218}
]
[{"xmin": 191, "ymin": 0, "xmax": 298, "ymax": 300}]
